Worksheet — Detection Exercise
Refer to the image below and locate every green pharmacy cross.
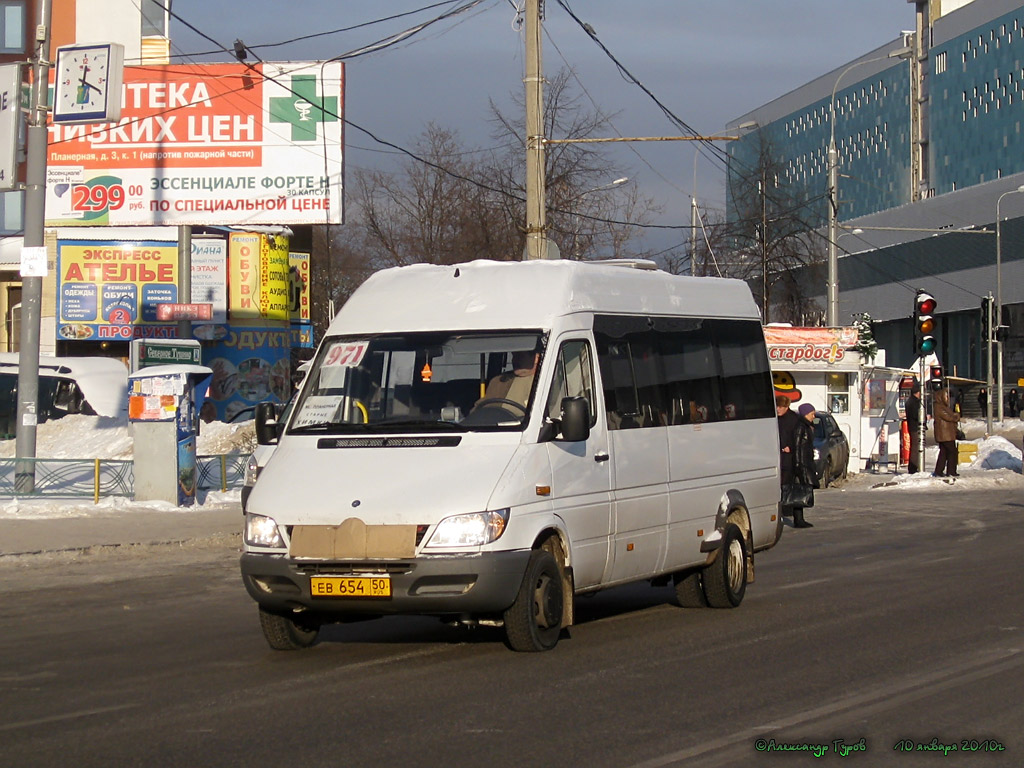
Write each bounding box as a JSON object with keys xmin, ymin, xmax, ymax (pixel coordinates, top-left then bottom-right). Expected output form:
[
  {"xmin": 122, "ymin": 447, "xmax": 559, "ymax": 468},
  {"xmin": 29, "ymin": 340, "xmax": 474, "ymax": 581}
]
[{"xmin": 269, "ymin": 75, "xmax": 339, "ymax": 142}]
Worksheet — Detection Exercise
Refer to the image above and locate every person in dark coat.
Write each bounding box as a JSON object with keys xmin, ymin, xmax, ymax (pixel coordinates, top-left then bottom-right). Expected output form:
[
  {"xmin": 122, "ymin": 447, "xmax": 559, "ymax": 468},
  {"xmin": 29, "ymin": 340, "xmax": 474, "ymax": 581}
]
[
  {"xmin": 777, "ymin": 395, "xmax": 818, "ymax": 529},
  {"xmin": 977, "ymin": 387, "xmax": 988, "ymax": 417},
  {"xmin": 790, "ymin": 402, "xmax": 819, "ymax": 527},
  {"xmin": 905, "ymin": 381, "xmax": 922, "ymax": 474},
  {"xmin": 933, "ymin": 387, "xmax": 961, "ymax": 478},
  {"xmin": 777, "ymin": 394, "xmax": 800, "ymax": 488},
  {"xmin": 1007, "ymin": 388, "xmax": 1019, "ymax": 418}
]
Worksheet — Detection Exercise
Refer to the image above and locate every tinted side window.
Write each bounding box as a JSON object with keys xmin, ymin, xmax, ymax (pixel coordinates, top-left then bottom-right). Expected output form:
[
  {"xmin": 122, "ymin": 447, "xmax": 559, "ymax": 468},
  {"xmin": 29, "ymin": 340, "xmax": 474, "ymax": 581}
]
[
  {"xmin": 658, "ymin": 320, "xmax": 721, "ymax": 425},
  {"xmin": 713, "ymin": 319, "xmax": 774, "ymax": 421}
]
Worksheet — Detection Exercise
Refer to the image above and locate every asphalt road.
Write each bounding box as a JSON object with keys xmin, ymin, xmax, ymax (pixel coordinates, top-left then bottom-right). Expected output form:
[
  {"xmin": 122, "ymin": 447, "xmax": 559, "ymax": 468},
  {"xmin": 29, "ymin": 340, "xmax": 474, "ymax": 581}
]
[{"xmin": 1, "ymin": 482, "xmax": 1021, "ymax": 767}]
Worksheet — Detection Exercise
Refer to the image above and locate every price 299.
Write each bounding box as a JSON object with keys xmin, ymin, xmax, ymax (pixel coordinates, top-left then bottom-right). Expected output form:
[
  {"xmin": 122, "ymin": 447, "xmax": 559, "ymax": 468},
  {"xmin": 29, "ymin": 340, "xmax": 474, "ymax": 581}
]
[{"xmin": 71, "ymin": 183, "xmax": 144, "ymax": 213}]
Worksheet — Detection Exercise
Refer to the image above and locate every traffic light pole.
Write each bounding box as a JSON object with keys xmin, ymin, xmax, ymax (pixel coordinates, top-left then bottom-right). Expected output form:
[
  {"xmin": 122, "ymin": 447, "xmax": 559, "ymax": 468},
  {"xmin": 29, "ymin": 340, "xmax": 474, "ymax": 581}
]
[
  {"xmin": 985, "ymin": 292, "xmax": 994, "ymax": 436},
  {"xmin": 918, "ymin": 358, "xmax": 926, "ymax": 473}
]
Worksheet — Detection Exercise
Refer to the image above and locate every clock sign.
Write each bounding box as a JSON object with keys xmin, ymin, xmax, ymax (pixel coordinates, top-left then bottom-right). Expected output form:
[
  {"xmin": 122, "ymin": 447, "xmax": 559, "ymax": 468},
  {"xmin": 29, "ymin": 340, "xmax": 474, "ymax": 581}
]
[{"xmin": 53, "ymin": 43, "xmax": 124, "ymax": 124}]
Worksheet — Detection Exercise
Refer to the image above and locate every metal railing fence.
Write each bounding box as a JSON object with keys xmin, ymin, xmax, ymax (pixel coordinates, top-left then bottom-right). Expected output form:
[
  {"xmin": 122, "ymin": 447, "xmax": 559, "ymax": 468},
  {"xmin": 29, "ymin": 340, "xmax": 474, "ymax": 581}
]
[{"xmin": 0, "ymin": 453, "xmax": 248, "ymax": 502}]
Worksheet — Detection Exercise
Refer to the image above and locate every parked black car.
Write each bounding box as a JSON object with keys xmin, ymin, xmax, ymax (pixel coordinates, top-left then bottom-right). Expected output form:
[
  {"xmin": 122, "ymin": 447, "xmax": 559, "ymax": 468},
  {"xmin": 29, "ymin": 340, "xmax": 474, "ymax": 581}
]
[{"xmin": 812, "ymin": 411, "xmax": 850, "ymax": 487}]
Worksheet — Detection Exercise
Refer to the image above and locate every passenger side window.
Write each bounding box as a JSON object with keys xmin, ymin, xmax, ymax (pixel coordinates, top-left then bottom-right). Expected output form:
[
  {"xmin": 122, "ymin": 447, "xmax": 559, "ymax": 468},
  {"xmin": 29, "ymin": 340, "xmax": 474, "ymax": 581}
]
[
  {"xmin": 546, "ymin": 339, "xmax": 597, "ymax": 426},
  {"xmin": 713, "ymin": 319, "xmax": 774, "ymax": 421},
  {"xmin": 660, "ymin": 322, "xmax": 720, "ymax": 425}
]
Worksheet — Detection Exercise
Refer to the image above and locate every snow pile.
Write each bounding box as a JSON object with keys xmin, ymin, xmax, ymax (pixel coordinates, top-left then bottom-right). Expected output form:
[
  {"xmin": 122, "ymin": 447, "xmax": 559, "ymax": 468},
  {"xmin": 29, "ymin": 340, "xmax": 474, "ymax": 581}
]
[
  {"xmin": 862, "ymin": 433, "xmax": 1024, "ymax": 491},
  {"xmin": 0, "ymin": 414, "xmax": 255, "ymax": 460}
]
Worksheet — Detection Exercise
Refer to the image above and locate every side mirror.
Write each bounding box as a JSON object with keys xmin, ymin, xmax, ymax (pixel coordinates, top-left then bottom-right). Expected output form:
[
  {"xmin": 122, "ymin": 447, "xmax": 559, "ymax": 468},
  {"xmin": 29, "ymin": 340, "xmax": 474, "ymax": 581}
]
[
  {"xmin": 558, "ymin": 396, "xmax": 591, "ymax": 442},
  {"xmin": 255, "ymin": 401, "xmax": 282, "ymax": 445}
]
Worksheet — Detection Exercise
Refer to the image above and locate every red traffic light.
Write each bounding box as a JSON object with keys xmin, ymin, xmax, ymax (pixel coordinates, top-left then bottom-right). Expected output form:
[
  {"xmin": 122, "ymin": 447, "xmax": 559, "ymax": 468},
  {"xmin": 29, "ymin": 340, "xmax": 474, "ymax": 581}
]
[{"xmin": 916, "ymin": 292, "xmax": 937, "ymax": 315}]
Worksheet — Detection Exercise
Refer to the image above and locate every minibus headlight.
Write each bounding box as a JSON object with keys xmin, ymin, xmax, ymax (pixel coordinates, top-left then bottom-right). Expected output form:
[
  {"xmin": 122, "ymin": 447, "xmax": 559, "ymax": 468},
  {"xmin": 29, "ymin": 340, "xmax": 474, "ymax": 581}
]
[
  {"xmin": 245, "ymin": 513, "xmax": 285, "ymax": 548},
  {"xmin": 813, "ymin": 448, "xmax": 821, "ymax": 461},
  {"xmin": 426, "ymin": 509, "xmax": 510, "ymax": 548},
  {"xmin": 244, "ymin": 453, "xmax": 260, "ymax": 487}
]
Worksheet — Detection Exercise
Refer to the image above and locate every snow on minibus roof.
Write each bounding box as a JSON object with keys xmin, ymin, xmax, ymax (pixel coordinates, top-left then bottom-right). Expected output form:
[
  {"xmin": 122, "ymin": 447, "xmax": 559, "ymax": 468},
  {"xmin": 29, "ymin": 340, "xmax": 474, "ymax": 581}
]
[
  {"xmin": 0, "ymin": 353, "xmax": 129, "ymax": 417},
  {"xmin": 328, "ymin": 259, "xmax": 760, "ymax": 335}
]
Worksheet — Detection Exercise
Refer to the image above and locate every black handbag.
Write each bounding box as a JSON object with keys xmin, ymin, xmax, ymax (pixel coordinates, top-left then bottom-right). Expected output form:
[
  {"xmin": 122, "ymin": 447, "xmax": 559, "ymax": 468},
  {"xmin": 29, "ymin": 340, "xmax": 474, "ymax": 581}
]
[{"xmin": 782, "ymin": 483, "xmax": 815, "ymax": 508}]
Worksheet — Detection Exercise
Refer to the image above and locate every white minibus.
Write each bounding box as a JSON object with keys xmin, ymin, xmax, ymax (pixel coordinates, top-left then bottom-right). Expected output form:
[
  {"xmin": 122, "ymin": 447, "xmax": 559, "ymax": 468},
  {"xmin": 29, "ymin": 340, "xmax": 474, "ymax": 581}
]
[{"xmin": 241, "ymin": 259, "xmax": 783, "ymax": 652}]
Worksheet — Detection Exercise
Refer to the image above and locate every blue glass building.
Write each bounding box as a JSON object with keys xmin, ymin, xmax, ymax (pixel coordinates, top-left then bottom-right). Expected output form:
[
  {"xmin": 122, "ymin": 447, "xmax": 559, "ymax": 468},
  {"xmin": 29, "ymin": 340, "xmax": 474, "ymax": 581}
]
[{"xmin": 727, "ymin": 0, "xmax": 1024, "ymax": 400}]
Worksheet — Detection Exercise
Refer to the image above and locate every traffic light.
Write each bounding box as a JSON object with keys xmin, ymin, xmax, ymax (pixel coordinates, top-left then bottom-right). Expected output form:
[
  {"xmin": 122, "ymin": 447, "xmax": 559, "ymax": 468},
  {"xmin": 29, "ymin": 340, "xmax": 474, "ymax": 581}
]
[
  {"xmin": 929, "ymin": 364, "xmax": 944, "ymax": 390},
  {"xmin": 981, "ymin": 295, "xmax": 993, "ymax": 343},
  {"xmin": 914, "ymin": 291, "xmax": 937, "ymax": 355}
]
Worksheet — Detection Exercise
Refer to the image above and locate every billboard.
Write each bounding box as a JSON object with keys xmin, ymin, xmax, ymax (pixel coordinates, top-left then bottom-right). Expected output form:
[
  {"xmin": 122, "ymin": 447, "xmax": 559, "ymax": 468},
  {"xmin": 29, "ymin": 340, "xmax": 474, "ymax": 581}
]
[
  {"xmin": 45, "ymin": 61, "xmax": 344, "ymax": 226},
  {"xmin": 57, "ymin": 239, "xmax": 180, "ymax": 341}
]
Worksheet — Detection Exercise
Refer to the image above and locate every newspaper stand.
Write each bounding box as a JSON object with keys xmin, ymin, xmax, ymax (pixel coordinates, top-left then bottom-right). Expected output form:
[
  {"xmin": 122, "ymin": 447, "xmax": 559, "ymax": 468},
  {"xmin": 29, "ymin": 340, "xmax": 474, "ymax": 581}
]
[{"xmin": 128, "ymin": 364, "xmax": 212, "ymax": 505}]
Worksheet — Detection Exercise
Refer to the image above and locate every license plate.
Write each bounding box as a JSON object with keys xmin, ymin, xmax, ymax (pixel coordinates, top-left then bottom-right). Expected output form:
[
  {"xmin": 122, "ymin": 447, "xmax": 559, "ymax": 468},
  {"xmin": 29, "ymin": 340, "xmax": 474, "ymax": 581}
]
[{"xmin": 309, "ymin": 576, "xmax": 391, "ymax": 598}]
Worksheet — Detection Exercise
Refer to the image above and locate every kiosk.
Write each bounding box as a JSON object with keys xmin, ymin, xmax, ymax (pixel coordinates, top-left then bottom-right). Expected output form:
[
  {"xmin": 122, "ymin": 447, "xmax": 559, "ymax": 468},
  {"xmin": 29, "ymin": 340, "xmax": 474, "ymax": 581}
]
[{"xmin": 129, "ymin": 364, "xmax": 212, "ymax": 505}]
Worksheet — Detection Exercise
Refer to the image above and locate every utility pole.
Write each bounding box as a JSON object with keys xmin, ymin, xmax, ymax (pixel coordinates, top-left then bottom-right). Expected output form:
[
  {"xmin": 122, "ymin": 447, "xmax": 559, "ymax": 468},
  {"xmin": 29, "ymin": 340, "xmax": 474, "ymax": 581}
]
[
  {"xmin": 523, "ymin": 0, "xmax": 546, "ymax": 260},
  {"xmin": 14, "ymin": 0, "xmax": 52, "ymax": 492},
  {"xmin": 690, "ymin": 196, "xmax": 698, "ymax": 276}
]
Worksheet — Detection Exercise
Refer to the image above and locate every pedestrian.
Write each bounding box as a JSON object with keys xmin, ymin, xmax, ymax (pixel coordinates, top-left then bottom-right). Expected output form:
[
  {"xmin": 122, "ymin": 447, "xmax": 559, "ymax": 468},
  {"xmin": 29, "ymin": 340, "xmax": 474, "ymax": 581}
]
[
  {"xmin": 777, "ymin": 395, "xmax": 818, "ymax": 529},
  {"xmin": 978, "ymin": 386, "xmax": 988, "ymax": 417},
  {"xmin": 905, "ymin": 381, "xmax": 922, "ymax": 474},
  {"xmin": 951, "ymin": 387, "xmax": 962, "ymax": 415},
  {"xmin": 1007, "ymin": 388, "xmax": 1019, "ymax": 418},
  {"xmin": 932, "ymin": 387, "xmax": 961, "ymax": 478}
]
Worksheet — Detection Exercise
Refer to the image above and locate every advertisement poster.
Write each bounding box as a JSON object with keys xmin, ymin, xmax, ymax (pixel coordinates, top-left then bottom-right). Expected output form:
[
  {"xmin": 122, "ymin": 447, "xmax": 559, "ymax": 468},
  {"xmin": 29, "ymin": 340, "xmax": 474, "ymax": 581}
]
[
  {"xmin": 57, "ymin": 239, "xmax": 179, "ymax": 341},
  {"xmin": 205, "ymin": 326, "xmax": 291, "ymax": 422},
  {"xmin": 289, "ymin": 251, "xmax": 313, "ymax": 348},
  {"xmin": 177, "ymin": 395, "xmax": 197, "ymax": 507},
  {"xmin": 228, "ymin": 232, "xmax": 289, "ymax": 321},
  {"xmin": 190, "ymin": 238, "xmax": 227, "ymax": 325},
  {"xmin": 45, "ymin": 61, "xmax": 344, "ymax": 227}
]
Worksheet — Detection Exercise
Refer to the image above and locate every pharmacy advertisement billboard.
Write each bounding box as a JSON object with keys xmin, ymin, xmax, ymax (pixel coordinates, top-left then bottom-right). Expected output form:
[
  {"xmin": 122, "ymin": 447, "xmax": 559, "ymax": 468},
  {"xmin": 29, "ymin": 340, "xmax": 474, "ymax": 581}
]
[{"xmin": 45, "ymin": 61, "xmax": 344, "ymax": 226}]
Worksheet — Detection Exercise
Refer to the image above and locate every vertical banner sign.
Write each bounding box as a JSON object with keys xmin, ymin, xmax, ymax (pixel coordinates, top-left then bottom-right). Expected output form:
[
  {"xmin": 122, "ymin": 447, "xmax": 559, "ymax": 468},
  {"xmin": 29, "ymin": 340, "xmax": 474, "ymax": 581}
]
[
  {"xmin": 260, "ymin": 235, "xmax": 290, "ymax": 321},
  {"xmin": 289, "ymin": 251, "xmax": 313, "ymax": 348},
  {"xmin": 189, "ymin": 238, "xmax": 227, "ymax": 324},
  {"xmin": 45, "ymin": 61, "xmax": 345, "ymax": 226},
  {"xmin": 229, "ymin": 233, "xmax": 261, "ymax": 318}
]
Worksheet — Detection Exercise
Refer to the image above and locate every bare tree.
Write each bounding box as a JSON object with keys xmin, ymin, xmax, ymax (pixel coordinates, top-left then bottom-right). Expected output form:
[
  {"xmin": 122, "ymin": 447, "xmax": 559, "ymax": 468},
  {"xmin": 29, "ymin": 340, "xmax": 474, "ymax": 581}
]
[{"xmin": 726, "ymin": 131, "xmax": 826, "ymax": 324}]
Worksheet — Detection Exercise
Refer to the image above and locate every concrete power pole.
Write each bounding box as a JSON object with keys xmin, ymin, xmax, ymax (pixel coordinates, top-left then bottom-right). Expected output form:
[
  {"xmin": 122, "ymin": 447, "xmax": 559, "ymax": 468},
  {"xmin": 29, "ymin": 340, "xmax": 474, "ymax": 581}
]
[
  {"xmin": 523, "ymin": 0, "xmax": 547, "ymax": 260},
  {"xmin": 14, "ymin": 0, "xmax": 52, "ymax": 492}
]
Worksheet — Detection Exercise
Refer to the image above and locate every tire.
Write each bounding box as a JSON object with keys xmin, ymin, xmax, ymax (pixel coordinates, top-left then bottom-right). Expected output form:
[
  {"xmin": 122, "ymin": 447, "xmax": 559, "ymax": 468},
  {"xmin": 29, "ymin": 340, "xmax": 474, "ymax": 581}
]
[
  {"xmin": 822, "ymin": 457, "xmax": 833, "ymax": 489},
  {"xmin": 504, "ymin": 548, "xmax": 564, "ymax": 652},
  {"xmin": 258, "ymin": 606, "xmax": 320, "ymax": 651},
  {"xmin": 702, "ymin": 524, "xmax": 747, "ymax": 609},
  {"xmin": 673, "ymin": 567, "xmax": 708, "ymax": 608}
]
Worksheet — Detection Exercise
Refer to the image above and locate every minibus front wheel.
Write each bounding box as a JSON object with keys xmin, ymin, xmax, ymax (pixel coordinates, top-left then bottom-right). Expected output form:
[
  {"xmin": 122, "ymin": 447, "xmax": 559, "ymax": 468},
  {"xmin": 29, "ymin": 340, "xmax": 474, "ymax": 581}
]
[
  {"xmin": 503, "ymin": 547, "xmax": 564, "ymax": 652},
  {"xmin": 258, "ymin": 606, "xmax": 320, "ymax": 650},
  {"xmin": 701, "ymin": 524, "xmax": 747, "ymax": 608}
]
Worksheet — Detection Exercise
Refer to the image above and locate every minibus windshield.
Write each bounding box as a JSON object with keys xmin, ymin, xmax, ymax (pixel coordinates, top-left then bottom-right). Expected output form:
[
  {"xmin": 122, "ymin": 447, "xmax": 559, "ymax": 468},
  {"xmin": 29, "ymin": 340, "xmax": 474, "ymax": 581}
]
[{"xmin": 289, "ymin": 332, "xmax": 544, "ymax": 433}]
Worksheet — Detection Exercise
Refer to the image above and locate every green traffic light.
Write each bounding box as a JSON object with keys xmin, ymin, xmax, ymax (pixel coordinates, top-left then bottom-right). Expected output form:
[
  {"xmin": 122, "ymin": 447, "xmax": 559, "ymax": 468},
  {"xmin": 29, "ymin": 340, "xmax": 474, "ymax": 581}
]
[{"xmin": 920, "ymin": 337, "xmax": 936, "ymax": 354}]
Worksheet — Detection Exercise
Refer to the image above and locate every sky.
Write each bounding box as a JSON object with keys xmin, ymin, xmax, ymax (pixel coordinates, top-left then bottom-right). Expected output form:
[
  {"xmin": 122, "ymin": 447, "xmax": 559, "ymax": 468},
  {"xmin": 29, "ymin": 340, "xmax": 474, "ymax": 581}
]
[
  {"xmin": 167, "ymin": 0, "xmax": 916, "ymax": 256},
  {"xmin": 1, "ymin": 413, "xmax": 1022, "ymax": 519}
]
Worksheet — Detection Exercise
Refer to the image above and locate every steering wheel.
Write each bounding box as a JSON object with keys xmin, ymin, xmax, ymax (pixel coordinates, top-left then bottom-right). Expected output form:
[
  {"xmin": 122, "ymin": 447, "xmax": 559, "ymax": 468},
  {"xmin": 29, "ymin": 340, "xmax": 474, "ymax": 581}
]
[{"xmin": 474, "ymin": 397, "xmax": 527, "ymax": 415}]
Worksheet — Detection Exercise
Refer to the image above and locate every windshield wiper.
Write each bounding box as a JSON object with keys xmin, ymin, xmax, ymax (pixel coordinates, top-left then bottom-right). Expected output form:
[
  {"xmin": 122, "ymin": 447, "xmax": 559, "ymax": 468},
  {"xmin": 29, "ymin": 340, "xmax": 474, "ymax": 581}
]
[
  {"xmin": 376, "ymin": 418, "xmax": 466, "ymax": 432},
  {"xmin": 289, "ymin": 422, "xmax": 373, "ymax": 434}
]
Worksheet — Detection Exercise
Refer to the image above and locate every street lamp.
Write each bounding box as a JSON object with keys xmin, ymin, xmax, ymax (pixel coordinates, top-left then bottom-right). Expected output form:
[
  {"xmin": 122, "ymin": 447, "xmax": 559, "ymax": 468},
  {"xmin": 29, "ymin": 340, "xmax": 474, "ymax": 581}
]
[
  {"xmin": 994, "ymin": 183, "xmax": 1024, "ymax": 423},
  {"xmin": 571, "ymin": 177, "xmax": 628, "ymax": 259},
  {"xmin": 827, "ymin": 46, "xmax": 913, "ymax": 326}
]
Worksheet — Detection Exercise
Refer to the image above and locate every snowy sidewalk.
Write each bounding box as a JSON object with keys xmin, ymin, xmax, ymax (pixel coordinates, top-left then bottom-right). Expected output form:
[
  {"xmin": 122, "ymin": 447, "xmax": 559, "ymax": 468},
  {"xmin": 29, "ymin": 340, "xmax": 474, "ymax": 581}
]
[{"xmin": 0, "ymin": 492, "xmax": 242, "ymax": 558}]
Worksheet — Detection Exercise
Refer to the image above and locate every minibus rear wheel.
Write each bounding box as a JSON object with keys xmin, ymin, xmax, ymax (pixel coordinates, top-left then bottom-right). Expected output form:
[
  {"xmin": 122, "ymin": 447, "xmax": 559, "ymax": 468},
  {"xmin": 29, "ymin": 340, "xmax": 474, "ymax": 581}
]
[
  {"xmin": 504, "ymin": 548, "xmax": 564, "ymax": 652},
  {"xmin": 258, "ymin": 606, "xmax": 320, "ymax": 650},
  {"xmin": 701, "ymin": 524, "xmax": 747, "ymax": 608}
]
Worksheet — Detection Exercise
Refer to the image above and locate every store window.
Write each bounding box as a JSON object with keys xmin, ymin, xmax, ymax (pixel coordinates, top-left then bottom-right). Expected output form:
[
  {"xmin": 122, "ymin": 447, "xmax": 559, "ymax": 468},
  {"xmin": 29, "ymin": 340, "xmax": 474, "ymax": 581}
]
[{"xmin": 827, "ymin": 372, "xmax": 850, "ymax": 414}]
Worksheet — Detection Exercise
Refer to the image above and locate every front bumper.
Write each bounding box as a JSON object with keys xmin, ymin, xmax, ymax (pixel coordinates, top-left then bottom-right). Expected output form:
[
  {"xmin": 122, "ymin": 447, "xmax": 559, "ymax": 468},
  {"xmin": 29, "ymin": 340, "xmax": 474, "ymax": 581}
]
[{"xmin": 240, "ymin": 549, "xmax": 531, "ymax": 617}]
